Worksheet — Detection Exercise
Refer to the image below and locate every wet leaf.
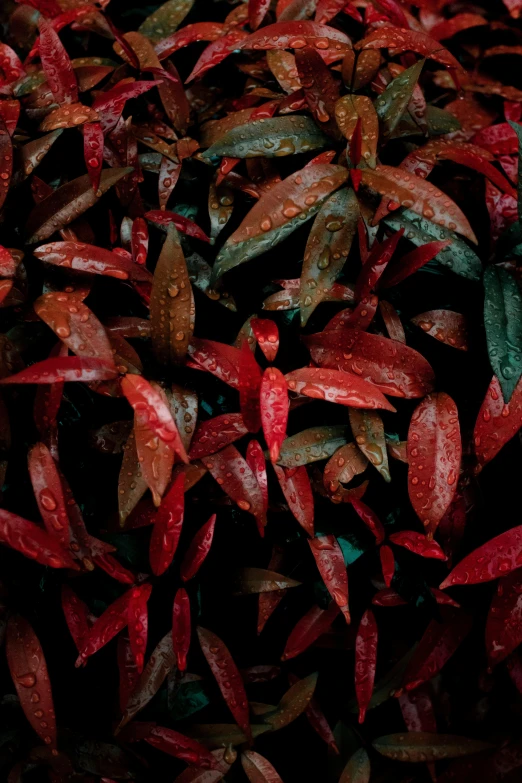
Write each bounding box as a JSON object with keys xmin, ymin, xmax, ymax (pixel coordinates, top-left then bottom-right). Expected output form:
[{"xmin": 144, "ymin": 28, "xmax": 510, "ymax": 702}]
[
  {"xmin": 0, "ymin": 357, "xmax": 117, "ymax": 385},
  {"xmin": 149, "ymin": 471, "xmax": 185, "ymax": 575},
  {"xmin": 261, "ymin": 368, "xmax": 288, "ymax": 463},
  {"xmin": 440, "ymin": 525, "xmax": 522, "ymax": 587},
  {"xmin": 274, "ymin": 464, "xmax": 314, "ymax": 535},
  {"xmin": 233, "ymin": 568, "xmax": 301, "ymax": 594},
  {"xmin": 339, "ymin": 747, "xmax": 370, "ymax": 783},
  {"xmin": 285, "ymin": 367, "xmax": 396, "ymax": 410},
  {"xmin": 411, "ymin": 310, "xmax": 468, "ymax": 351},
  {"xmin": 242, "ymin": 750, "xmax": 284, "ymax": 783},
  {"xmin": 204, "ymin": 116, "xmax": 329, "ymax": 159},
  {"xmin": 484, "ymin": 266, "xmax": 522, "ymax": 402},
  {"xmin": 474, "ymin": 375, "xmax": 522, "ymax": 468},
  {"xmin": 335, "ymin": 95, "xmax": 378, "ymax": 168},
  {"xmin": 407, "ymin": 393, "xmax": 462, "ymax": 537},
  {"xmin": 356, "ymin": 29, "xmax": 464, "ymax": 73},
  {"xmin": 374, "ymin": 59, "xmax": 424, "ymax": 138},
  {"xmin": 349, "ymin": 409, "xmax": 390, "ymax": 482},
  {"xmin": 309, "ymin": 535, "xmax": 350, "ymax": 622},
  {"xmin": 373, "ymin": 732, "xmax": 492, "ymax": 762},
  {"xmin": 189, "ymin": 414, "xmax": 248, "ymax": 461},
  {"xmin": 282, "ymin": 601, "xmax": 340, "ymax": 660},
  {"xmin": 264, "ymin": 672, "xmax": 318, "ymax": 730},
  {"xmin": 211, "ymin": 163, "xmax": 349, "ymax": 283},
  {"xmin": 355, "ymin": 610, "xmax": 378, "ymax": 723}
]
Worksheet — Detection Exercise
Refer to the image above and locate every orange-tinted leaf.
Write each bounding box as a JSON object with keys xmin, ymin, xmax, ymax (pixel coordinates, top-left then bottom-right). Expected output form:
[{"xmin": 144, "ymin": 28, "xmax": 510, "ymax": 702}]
[
  {"xmin": 242, "ymin": 750, "xmax": 284, "ymax": 783},
  {"xmin": 335, "ymin": 95, "xmax": 378, "ymax": 167},
  {"xmin": 295, "ymin": 46, "xmax": 341, "ymax": 139},
  {"xmin": 286, "ymin": 367, "xmax": 395, "ymax": 410},
  {"xmin": 238, "ymin": 22, "xmax": 352, "ymax": 63},
  {"xmin": 247, "ymin": 440, "xmax": 268, "ymax": 513},
  {"xmin": 407, "ymin": 392, "xmax": 462, "ymax": 536},
  {"xmin": 34, "ymin": 241, "xmax": 151, "ymax": 280},
  {"xmin": 349, "ymin": 408, "xmax": 390, "ymax": 482},
  {"xmin": 323, "ymin": 442, "xmax": 368, "ymax": 494},
  {"xmin": 135, "ymin": 392, "xmax": 175, "ymax": 508},
  {"xmin": 6, "ymin": 615, "xmax": 57, "ymax": 749},
  {"xmin": 0, "ymin": 356, "xmax": 117, "ymax": 385}
]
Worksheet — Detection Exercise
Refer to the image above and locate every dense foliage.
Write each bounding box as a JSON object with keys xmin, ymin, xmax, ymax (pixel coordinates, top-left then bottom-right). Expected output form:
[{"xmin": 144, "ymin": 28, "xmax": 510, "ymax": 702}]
[{"xmin": 2, "ymin": 0, "xmax": 522, "ymax": 781}]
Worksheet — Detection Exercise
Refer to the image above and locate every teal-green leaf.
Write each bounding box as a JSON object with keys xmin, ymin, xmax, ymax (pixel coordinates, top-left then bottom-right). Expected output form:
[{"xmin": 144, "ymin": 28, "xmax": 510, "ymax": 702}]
[
  {"xmin": 374, "ymin": 59, "xmax": 424, "ymax": 138},
  {"xmin": 138, "ymin": 0, "xmax": 194, "ymax": 42},
  {"xmin": 299, "ymin": 187, "xmax": 359, "ymax": 326},
  {"xmin": 483, "ymin": 265, "xmax": 522, "ymax": 402},
  {"xmin": 384, "ymin": 209, "xmax": 482, "ymax": 281},
  {"xmin": 202, "ymin": 116, "xmax": 329, "ymax": 159}
]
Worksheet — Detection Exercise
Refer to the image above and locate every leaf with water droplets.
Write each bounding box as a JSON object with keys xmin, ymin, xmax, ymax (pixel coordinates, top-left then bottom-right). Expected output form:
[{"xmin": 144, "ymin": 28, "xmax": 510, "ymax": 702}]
[
  {"xmin": 356, "ymin": 28, "xmax": 464, "ymax": 73},
  {"xmin": 411, "ymin": 310, "xmax": 468, "ymax": 351},
  {"xmin": 34, "ymin": 241, "xmax": 152, "ymax": 280},
  {"xmin": 186, "ymin": 29, "xmax": 249, "ymax": 83},
  {"xmin": 204, "ymin": 116, "xmax": 329, "ymax": 160},
  {"xmin": 361, "ymin": 166, "xmax": 477, "ymax": 244},
  {"xmin": 440, "ymin": 525, "xmax": 522, "ymax": 588},
  {"xmin": 189, "ymin": 414, "xmax": 248, "ymax": 461},
  {"xmin": 335, "ymin": 95, "xmax": 378, "ymax": 167},
  {"xmin": 149, "ymin": 471, "xmax": 185, "ymax": 575},
  {"xmin": 355, "ymin": 609, "xmax": 378, "ymax": 723},
  {"xmin": 38, "ymin": 16, "xmax": 78, "ymax": 105},
  {"xmin": 374, "ymin": 59, "xmax": 424, "ymax": 139},
  {"xmin": 484, "ymin": 266, "xmax": 522, "ymax": 402},
  {"xmin": 6, "ymin": 615, "xmax": 57, "ymax": 750},
  {"xmin": 180, "ymin": 514, "xmax": 216, "ymax": 582},
  {"xmin": 390, "ymin": 531, "xmax": 447, "ymax": 560},
  {"xmin": 264, "ymin": 672, "xmax": 318, "ymax": 730},
  {"xmin": 277, "ymin": 425, "xmax": 350, "ymax": 467},
  {"xmin": 354, "ymin": 228, "xmax": 404, "ymax": 302},
  {"xmin": 261, "ymin": 368, "xmax": 288, "ymax": 463},
  {"xmin": 135, "ymin": 389, "xmax": 175, "ymax": 508},
  {"xmin": 127, "ymin": 587, "xmax": 149, "ymax": 675},
  {"xmin": 274, "ymin": 464, "xmax": 314, "ymax": 535},
  {"xmin": 485, "ymin": 569, "xmax": 522, "ymax": 666},
  {"xmin": 285, "ymin": 367, "xmax": 396, "ymax": 410},
  {"xmin": 305, "ymin": 329, "xmax": 434, "ymax": 398},
  {"xmin": 242, "ymin": 750, "xmax": 284, "ymax": 783},
  {"xmin": 400, "ymin": 606, "xmax": 473, "ymax": 692},
  {"xmin": 202, "ymin": 445, "xmax": 267, "ymax": 535},
  {"xmin": 150, "ymin": 224, "xmax": 194, "ymax": 366},
  {"xmin": 26, "ymin": 167, "xmax": 132, "ymax": 244},
  {"xmin": 211, "ymin": 163, "xmax": 349, "ymax": 283},
  {"xmin": 121, "ymin": 374, "xmax": 188, "ymax": 459},
  {"xmin": 373, "ymin": 732, "xmax": 492, "ymax": 762},
  {"xmin": 0, "ymin": 120, "xmax": 13, "ymax": 210},
  {"xmin": 0, "ymin": 356, "xmax": 117, "ymax": 385},
  {"xmin": 383, "ymin": 210, "xmax": 482, "ymax": 280},
  {"xmin": 309, "ymin": 535, "xmax": 350, "ymax": 622},
  {"xmin": 300, "ymin": 187, "xmax": 359, "ymax": 325},
  {"xmin": 76, "ymin": 583, "xmax": 152, "ymax": 667},
  {"xmin": 339, "ymin": 747, "xmax": 370, "ymax": 783},
  {"xmin": 188, "ymin": 338, "xmax": 243, "ymax": 389},
  {"xmin": 295, "ymin": 46, "xmax": 341, "ymax": 139},
  {"xmin": 349, "ymin": 409, "xmax": 390, "ymax": 482},
  {"xmin": 118, "ymin": 632, "xmax": 176, "ymax": 729},
  {"xmin": 139, "ymin": 0, "xmax": 194, "ymax": 42},
  {"xmin": 407, "ymin": 392, "xmax": 461, "ymax": 537},
  {"xmin": 197, "ymin": 626, "xmax": 252, "ymax": 743},
  {"xmin": 249, "ymin": 0, "xmax": 272, "ymax": 30},
  {"xmin": 238, "ymin": 21, "xmax": 352, "ymax": 63},
  {"xmin": 380, "ymin": 240, "xmax": 452, "ymax": 288},
  {"xmin": 474, "ymin": 375, "xmax": 522, "ymax": 468},
  {"xmin": 323, "ymin": 443, "xmax": 368, "ymax": 498}
]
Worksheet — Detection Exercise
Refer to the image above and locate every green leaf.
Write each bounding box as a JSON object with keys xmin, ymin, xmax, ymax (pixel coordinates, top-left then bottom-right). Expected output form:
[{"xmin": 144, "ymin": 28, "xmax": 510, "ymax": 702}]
[
  {"xmin": 384, "ymin": 209, "xmax": 482, "ymax": 281},
  {"xmin": 211, "ymin": 163, "xmax": 349, "ymax": 284},
  {"xmin": 508, "ymin": 120, "xmax": 522, "ymax": 219},
  {"xmin": 484, "ymin": 265, "xmax": 522, "ymax": 402},
  {"xmin": 170, "ymin": 680, "xmax": 210, "ymax": 721},
  {"xmin": 299, "ymin": 187, "xmax": 359, "ymax": 326},
  {"xmin": 138, "ymin": 0, "xmax": 194, "ymax": 42},
  {"xmin": 202, "ymin": 116, "xmax": 329, "ymax": 159},
  {"xmin": 374, "ymin": 59, "xmax": 424, "ymax": 138},
  {"xmin": 277, "ymin": 425, "xmax": 351, "ymax": 467}
]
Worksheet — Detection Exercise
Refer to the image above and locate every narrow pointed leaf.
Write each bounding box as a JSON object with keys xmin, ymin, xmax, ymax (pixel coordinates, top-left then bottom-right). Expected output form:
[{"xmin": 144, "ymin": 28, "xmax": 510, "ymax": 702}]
[
  {"xmin": 484, "ymin": 266, "xmax": 522, "ymax": 402},
  {"xmin": 274, "ymin": 464, "xmax": 314, "ymax": 535},
  {"xmin": 355, "ymin": 609, "xmax": 378, "ymax": 723},
  {"xmin": 440, "ymin": 525, "xmax": 522, "ymax": 587}
]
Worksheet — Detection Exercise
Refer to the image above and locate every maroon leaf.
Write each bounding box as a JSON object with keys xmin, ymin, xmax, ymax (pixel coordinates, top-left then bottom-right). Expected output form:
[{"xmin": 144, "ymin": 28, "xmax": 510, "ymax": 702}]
[
  {"xmin": 149, "ymin": 472, "xmax": 185, "ymax": 576},
  {"xmin": 355, "ymin": 609, "xmax": 378, "ymax": 723},
  {"xmin": 172, "ymin": 587, "xmax": 191, "ymax": 672},
  {"xmin": 274, "ymin": 464, "xmax": 314, "ymax": 536},
  {"xmin": 309, "ymin": 535, "xmax": 350, "ymax": 623},
  {"xmin": 440, "ymin": 525, "xmax": 522, "ymax": 588},
  {"xmin": 390, "ymin": 531, "xmax": 447, "ymax": 560}
]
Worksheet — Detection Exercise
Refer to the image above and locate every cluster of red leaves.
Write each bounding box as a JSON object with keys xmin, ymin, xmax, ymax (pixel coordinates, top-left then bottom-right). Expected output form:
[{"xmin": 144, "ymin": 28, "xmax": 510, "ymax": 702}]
[{"xmin": 2, "ymin": 0, "xmax": 522, "ymax": 781}]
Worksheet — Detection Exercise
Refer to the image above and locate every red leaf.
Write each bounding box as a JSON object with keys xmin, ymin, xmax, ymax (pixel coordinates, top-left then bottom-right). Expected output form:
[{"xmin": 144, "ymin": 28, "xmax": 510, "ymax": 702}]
[
  {"xmin": 0, "ymin": 121, "xmax": 13, "ymax": 211},
  {"xmin": 76, "ymin": 583, "xmax": 152, "ymax": 666},
  {"xmin": 440, "ymin": 525, "xmax": 522, "ymax": 588},
  {"xmin": 92, "ymin": 80, "xmax": 161, "ymax": 134},
  {"xmin": 149, "ymin": 472, "xmax": 185, "ymax": 576},
  {"xmin": 380, "ymin": 240, "xmax": 452, "ymax": 288},
  {"xmin": 486, "ymin": 570, "xmax": 522, "ymax": 666},
  {"xmin": 354, "ymin": 229, "xmax": 404, "ymax": 302},
  {"xmin": 128, "ymin": 587, "xmax": 149, "ymax": 673},
  {"xmin": 274, "ymin": 464, "xmax": 314, "ymax": 536},
  {"xmin": 356, "ymin": 27, "xmax": 465, "ymax": 73},
  {"xmin": 172, "ymin": 587, "xmax": 191, "ymax": 672},
  {"xmin": 351, "ymin": 499, "xmax": 385, "ymax": 544},
  {"xmin": 407, "ymin": 392, "xmax": 462, "ymax": 537},
  {"xmin": 239, "ymin": 340, "xmax": 262, "ymax": 433},
  {"xmin": 189, "ymin": 414, "xmax": 248, "ymax": 460},
  {"xmin": 390, "ymin": 531, "xmax": 447, "ymax": 560},
  {"xmin": 372, "ymin": 588, "xmax": 460, "ymax": 608},
  {"xmin": 355, "ymin": 609, "xmax": 378, "ymax": 723},
  {"xmin": 305, "ymin": 329, "xmax": 435, "ymax": 398},
  {"xmin": 131, "ymin": 217, "xmax": 149, "ymax": 265},
  {"xmin": 62, "ymin": 585, "xmax": 94, "ymax": 652},
  {"xmin": 83, "ymin": 121, "xmax": 103, "ymax": 193},
  {"xmin": 474, "ymin": 375, "xmax": 522, "ymax": 468},
  {"xmin": 188, "ymin": 338, "xmax": 243, "ymax": 389},
  {"xmin": 309, "ymin": 535, "xmax": 350, "ymax": 623},
  {"xmin": 282, "ymin": 601, "xmax": 340, "ymax": 660},
  {"xmin": 379, "ymin": 546, "xmax": 395, "ymax": 588},
  {"xmin": 0, "ymin": 508, "xmax": 79, "ymax": 569},
  {"xmin": 142, "ymin": 725, "xmax": 221, "ymax": 770},
  {"xmin": 249, "ymin": 0, "xmax": 271, "ymax": 30},
  {"xmin": 285, "ymin": 367, "xmax": 396, "ymax": 411},
  {"xmin": 201, "ymin": 445, "xmax": 267, "ymax": 535},
  {"xmin": 246, "ymin": 440, "xmax": 268, "ymax": 513},
  {"xmin": 145, "ymin": 210, "xmax": 210, "ymax": 243},
  {"xmin": 197, "ymin": 626, "xmax": 252, "ymax": 743},
  {"xmin": 121, "ymin": 374, "xmax": 188, "ymax": 459},
  {"xmin": 400, "ymin": 607, "xmax": 473, "ymax": 693},
  {"xmin": 261, "ymin": 368, "xmax": 288, "ymax": 463},
  {"xmin": 0, "ymin": 356, "xmax": 117, "ymax": 385},
  {"xmin": 37, "ymin": 16, "xmax": 78, "ymax": 104},
  {"xmin": 251, "ymin": 318, "xmax": 280, "ymax": 362},
  {"xmin": 6, "ymin": 615, "xmax": 57, "ymax": 749},
  {"xmin": 33, "ymin": 241, "xmax": 152, "ymax": 280},
  {"xmin": 155, "ymin": 22, "xmax": 225, "ymax": 60},
  {"xmin": 411, "ymin": 310, "xmax": 468, "ymax": 351},
  {"xmin": 186, "ymin": 29, "xmax": 249, "ymax": 83},
  {"xmin": 238, "ymin": 22, "xmax": 352, "ymax": 63},
  {"xmin": 180, "ymin": 514, "xmax": 216, "ymax": 582}
]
